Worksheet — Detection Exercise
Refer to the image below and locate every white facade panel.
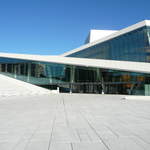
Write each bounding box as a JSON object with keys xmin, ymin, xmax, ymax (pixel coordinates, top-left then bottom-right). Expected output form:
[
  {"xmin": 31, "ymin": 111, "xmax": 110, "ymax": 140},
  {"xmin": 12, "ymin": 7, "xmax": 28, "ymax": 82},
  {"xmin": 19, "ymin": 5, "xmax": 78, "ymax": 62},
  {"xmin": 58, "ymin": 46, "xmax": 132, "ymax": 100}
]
[{"xmin": 85, "ymin": 30, "xmax": 117, "ymax": 44}]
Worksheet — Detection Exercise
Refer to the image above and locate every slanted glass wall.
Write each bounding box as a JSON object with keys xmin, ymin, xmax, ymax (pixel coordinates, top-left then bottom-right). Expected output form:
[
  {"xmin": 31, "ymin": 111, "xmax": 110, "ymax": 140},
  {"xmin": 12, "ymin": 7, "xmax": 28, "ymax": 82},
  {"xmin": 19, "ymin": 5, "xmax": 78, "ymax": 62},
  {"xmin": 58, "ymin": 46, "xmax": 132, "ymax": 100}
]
[
  {"xmin": 1, "ymin": 57, "xmax": 150, "ymax": 95},
  {"xmin": 67, "ymin": 26, "xmax": 150, "ymax": 62},
  {"xmin": 0, "ymin": 58, "xmax": 71, "ymax": 85}
]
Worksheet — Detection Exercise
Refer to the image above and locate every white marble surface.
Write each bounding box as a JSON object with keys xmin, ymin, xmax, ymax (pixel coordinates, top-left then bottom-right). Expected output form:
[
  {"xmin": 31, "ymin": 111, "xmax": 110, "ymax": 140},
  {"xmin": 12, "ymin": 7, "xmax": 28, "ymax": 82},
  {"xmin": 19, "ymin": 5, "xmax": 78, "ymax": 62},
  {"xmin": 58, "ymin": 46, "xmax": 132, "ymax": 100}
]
[
  {"xmin": 0, "ymin": 74, "xmax": 51, "ymax": 97},
  {"xmin": 0, "ymin": 93, "xmax": 150, "ymax": 150}
]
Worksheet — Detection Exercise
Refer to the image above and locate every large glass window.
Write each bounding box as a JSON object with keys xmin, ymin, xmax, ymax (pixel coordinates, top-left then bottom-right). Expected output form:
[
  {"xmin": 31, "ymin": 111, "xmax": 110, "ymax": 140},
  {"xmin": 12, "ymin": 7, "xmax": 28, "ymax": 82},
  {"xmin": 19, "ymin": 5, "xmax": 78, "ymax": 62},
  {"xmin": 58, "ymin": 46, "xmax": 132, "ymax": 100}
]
[
  {"xmin": 1, "ymin": 57, "xmax": 150, "ymax": 95},
  {"xmin": 67, "ymin": 26, "xmax": 150, "ymax": 62}
]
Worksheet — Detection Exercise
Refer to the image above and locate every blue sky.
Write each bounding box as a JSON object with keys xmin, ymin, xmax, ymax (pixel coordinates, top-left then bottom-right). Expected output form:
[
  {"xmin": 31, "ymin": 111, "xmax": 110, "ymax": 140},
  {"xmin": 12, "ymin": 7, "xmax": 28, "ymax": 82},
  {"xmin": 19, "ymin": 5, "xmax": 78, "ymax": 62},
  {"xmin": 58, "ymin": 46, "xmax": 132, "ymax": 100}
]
[{"xmin": 0, "ymin": 0, "xmax": 149, "ymax": 55}]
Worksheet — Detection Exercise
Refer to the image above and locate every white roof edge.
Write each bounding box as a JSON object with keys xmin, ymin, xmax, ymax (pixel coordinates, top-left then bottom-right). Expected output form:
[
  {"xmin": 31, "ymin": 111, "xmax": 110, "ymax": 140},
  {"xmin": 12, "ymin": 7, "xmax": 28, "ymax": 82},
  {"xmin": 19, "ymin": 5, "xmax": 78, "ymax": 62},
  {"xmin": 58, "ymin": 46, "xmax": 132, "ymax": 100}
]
[
  {"xmin": 61, "ymin": 20, "xmax": 150, "ymax": 56},
  {"xmin": 145, "ymin": 20, "xmax": 150, "ymax": 26},
  {"xmin": 1, "ymin": 52, "xmax": 150, "ymax": 74}
]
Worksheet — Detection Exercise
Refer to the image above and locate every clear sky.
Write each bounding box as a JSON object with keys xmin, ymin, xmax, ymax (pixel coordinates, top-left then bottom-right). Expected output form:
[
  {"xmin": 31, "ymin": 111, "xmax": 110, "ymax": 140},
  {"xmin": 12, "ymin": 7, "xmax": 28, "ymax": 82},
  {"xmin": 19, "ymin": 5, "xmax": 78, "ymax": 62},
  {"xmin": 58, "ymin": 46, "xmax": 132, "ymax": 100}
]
[{"xmin": 0, "ymin": 0, "xmax": 149, "ymax": 55}]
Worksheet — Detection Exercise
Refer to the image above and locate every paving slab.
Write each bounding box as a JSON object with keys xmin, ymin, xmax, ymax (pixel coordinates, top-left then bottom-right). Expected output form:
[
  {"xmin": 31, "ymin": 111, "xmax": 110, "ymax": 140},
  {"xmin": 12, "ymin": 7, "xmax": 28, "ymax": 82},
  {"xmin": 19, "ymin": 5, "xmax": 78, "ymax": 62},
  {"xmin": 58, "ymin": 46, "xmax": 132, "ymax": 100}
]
[{"xmin": 0, "ymin": 93, "xmax": 150, "ymax": 150}]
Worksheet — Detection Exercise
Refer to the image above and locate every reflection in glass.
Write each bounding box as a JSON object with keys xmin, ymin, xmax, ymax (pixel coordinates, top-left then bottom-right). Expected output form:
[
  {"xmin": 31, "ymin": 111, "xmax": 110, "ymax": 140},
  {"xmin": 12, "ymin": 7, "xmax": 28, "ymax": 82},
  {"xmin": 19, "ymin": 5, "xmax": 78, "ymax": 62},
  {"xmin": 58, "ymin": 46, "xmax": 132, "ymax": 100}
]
[
  {"xmin": 68, "ymin": 26, "xmax": 150, "ymax": 63},
  {"xmin": 1, "ymin": 57, "xmax": 150, "ymax": 95}
]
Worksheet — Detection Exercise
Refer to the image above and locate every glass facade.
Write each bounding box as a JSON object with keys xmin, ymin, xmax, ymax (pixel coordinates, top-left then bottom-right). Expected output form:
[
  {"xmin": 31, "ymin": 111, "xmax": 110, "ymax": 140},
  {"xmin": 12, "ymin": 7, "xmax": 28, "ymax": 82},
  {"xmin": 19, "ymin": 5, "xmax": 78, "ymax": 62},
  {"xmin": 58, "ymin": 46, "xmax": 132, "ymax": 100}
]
[
  {"xmin": 1, "ymin": 57, "xmax": 150, "ymax": 95},
  {"xmin": 67, "ymin": 26, "xmax": 150, "ymax": 62}
]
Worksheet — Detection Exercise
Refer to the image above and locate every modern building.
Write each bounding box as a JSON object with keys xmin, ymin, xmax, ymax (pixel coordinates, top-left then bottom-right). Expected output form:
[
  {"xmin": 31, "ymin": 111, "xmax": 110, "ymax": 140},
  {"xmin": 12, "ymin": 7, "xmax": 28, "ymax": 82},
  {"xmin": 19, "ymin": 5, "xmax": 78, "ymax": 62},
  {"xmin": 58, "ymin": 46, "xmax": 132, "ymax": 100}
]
[{"xmin": 1, "ymin": 20, "xmax": 150, "ymax": 95}]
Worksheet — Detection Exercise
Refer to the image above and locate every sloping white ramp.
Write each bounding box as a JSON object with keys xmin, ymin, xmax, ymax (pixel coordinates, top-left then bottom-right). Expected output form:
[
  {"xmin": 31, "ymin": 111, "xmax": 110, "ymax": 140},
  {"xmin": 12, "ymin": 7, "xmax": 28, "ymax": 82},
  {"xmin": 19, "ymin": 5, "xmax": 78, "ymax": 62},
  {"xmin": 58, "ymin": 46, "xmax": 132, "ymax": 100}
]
[{"xmin": 0, "ymin": 74, "xmax": 51, "ymax": 97}]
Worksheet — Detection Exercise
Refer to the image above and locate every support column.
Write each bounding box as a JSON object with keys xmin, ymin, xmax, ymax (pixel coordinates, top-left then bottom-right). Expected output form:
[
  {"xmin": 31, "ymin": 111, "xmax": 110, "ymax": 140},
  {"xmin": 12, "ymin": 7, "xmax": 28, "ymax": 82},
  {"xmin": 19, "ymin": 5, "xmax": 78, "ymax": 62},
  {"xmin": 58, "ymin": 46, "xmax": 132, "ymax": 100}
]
[
  {"xmin": 96, "ymin": 68, "xmax": 101, "ymax": 82},
  {"xmin": 96, "ymin": 68, "xmax": 101, "ymax": 93},
  {"xmin": 0, "ymin": 64, "xmax": 2, "ymax": 72},
  {"xmin": 11, "ymin": 64, "xmax": 13, "ymax": 73},
  {"xmin": 5, "ymin": 64, "xmax": 7, "ymax": 72},
  {"xmin": 100, "ymin": 69, "xmax": 105, "ymax": 94},
  {"xmin": 18, "ymin": 64, "xmax": 21, "ymax": 75},
  {"xmin": 14, "ymin": 65, "xmax": 17, "ymax": 78},
  {"xmin": 23, "ymin": 63, "xmax": 26, "ymax": 75},
  {"xmin": 70, "ymin": 66, "xmax": 75, "ymax": 93},
  {"xmin": 46, "ymin": 64, "xmax": 52, "ymax": 84},
  {"xmin": 27, "ymin": 63, "xmax": 31, "ymax": 82}
]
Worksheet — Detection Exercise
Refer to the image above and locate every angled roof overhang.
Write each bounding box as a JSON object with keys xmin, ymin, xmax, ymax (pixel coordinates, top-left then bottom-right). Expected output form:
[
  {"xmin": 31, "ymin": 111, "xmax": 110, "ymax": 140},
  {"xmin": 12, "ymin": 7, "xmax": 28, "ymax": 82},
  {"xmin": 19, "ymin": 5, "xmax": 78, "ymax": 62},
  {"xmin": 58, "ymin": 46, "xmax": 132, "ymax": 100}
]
[{"xmin": 0, "ymin": 52, "xmax": 150, "ymax": 74}]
